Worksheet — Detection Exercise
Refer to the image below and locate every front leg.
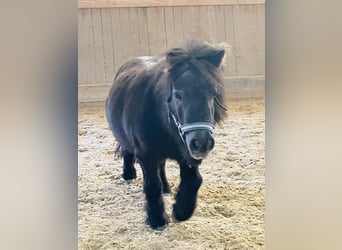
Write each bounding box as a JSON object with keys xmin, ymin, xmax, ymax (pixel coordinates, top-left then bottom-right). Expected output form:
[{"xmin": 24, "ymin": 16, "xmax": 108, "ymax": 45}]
[
  {"xmin": 140, "ymin": 157, "xmax": 169, "ymax": 229},
  {"xmin": 173, "ymin": 162, "xmax": 203, "ymax": 221},
  {"xmin": 160, "ymin": 160, "xmax": 171, "ymax": 194}
]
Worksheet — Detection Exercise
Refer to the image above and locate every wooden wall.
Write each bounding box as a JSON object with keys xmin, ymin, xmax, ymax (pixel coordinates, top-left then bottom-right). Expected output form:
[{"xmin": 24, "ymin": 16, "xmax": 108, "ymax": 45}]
[{"xmin": 78, "ymin": 0, "xmax": 265, "ymax": 102}]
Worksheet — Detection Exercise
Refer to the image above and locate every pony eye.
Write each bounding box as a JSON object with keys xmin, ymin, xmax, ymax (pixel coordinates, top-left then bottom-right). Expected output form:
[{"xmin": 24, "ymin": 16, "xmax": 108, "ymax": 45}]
[{"xmin": 174, "ymin": 91, "xmax": 183, "ymax": 101}]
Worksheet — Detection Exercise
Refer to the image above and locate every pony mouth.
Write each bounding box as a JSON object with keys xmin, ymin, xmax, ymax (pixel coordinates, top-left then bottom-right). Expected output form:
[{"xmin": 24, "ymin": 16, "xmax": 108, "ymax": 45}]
[{"xmin": 188, "ymin": 150, "xmax": 209, "ymax": 160}]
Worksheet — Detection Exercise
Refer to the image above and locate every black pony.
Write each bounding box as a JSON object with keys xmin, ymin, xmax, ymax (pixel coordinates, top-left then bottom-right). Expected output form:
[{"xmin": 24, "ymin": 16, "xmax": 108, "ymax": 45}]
[{"xmin": 106, "ymin": 40, "xmax": 227, "ymax": 229}]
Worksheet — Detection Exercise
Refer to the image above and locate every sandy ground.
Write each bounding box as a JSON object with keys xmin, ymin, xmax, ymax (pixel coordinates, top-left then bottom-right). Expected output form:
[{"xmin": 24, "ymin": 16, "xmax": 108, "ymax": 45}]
[{"xmin": 78, "ymin": 98, "xmax": 265, "ymax": 250}]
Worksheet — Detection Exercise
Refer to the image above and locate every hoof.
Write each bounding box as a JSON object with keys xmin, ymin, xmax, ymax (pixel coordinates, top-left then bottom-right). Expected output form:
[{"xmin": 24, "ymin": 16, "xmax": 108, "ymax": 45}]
[
  {"xmin": 172, "ymin": 204, "xmax": 194, "ymax": 222},
  {"xmin": 146, "ymin": 214, "xmax": 169, "ymax": 230},
  {"xmin": 122, "ymin": 170, "xmax": 136, "ymax": 181},
  {"xmin": 154, "ymin": 224, "xmax": 167, "ymax": 231},
  {"xmin": 124, "ymin": 179, "xmax": 134, "ymax": 184},
  {"xmin": 122, "ymin": 173, "xmax": 136, "ymax": 183}
]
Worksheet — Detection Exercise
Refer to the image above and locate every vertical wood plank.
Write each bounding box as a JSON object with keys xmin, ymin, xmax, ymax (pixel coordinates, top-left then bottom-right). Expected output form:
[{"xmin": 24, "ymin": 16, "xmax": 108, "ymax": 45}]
[
  {"xmin": 101, "ymin": 9, "xmax": 115, "ymax": 82},
  {"xmin": 128, "ymin": 8, "xmax": 140, "ymax": 56},
  {"xmin": 215, "ymin": 6, "xmax": 226, "ymax": 43},
  {"xmin": 78, "ymin": 10, "xmax": 87, "ymax": 84},
  {"xmin": 256, "ymin": 4, "xmax": 265, "ymax": 75},
  {"xmin": 191, "ymin": 6, "xmax": 202, "ymax": 39},
  {"xmin": 207, "ymin": 5, "xmax": 218, "ymax": 43},
  {"xmin": 80, "ymin": 9, "xmax": 96, "ymax": 84},
  {"xmin": 173, "ymin": 7, "xmax": 184, "ymax": 46},
  {"xmin": 198, "ymin": 6, "xmax": 209, "ymax": 42},
  {"xmin": 92, "ymin": 9, "xmax": 106, "ymax": 83},
  {"xmin": 180, "ymin": 7, "xmax": 189, "ymax": 40},
  {"xmin": 119, "ymin": 8, "xmax": 132, "ymax": 64},
  {"xmin": 181, "ymin": 6, "xmax": 196, "ymax": 40},
  {"xmin": 110, "ymin": 8, "xmax": 122, "ymax": 73},
  {"xmin": 146, "ymin": 7, "xmax": 167, "ymax": 55},
  {"xmin": 223, "ymin": 5, "xmax": 237, "ymax": 76},
  {"xmin": 137, "ymin": 8, "xmax": 150, "ymax": 55},
  {"xmin": 164, "ymin": 7, "xmax": 176, "ymax": 48},
  {"xmin": 233, "ymin": 4, "xmax": 265, "ymax": 75}
]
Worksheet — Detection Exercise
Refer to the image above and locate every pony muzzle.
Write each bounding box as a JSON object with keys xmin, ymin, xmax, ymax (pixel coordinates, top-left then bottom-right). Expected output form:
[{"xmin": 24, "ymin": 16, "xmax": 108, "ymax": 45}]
[
  {"xmin": 185, "ymin": 130, "xmax": 215, "ymax": 160},
  {"xmin": 169, "ymin": 113, "xmax": 215, "ymax": 159}
]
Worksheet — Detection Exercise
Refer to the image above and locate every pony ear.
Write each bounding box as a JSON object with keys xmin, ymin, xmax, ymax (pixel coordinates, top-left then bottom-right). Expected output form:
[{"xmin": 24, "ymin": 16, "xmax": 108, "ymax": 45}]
[{"xmin": 200, "ymin": 49, "xmax": 225, "ymax": 68}]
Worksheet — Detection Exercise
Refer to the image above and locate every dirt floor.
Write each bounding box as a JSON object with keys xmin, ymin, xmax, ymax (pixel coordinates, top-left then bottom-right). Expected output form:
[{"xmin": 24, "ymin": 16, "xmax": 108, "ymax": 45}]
[{"xmin": 78, "ymin": 98, "xmax": 265, "ymax": 250}]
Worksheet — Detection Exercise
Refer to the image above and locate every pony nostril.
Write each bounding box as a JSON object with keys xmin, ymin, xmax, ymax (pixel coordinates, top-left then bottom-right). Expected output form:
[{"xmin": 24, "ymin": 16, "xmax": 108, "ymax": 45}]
[
  {"xmin": 207, "ymin": 138, "xmax": 215, "ymax": 151},
  {"xmin": 190, "ymin": 139, "xmax": 201, "ymax": 151},
  {"xmin": 190, "ymin": 137, "xmax": 214, "ymax": 153}
]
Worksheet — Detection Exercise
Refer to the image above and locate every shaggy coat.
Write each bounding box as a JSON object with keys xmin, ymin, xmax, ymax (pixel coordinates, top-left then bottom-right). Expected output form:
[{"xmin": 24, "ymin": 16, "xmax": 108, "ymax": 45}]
[{"xmin": 106, "ymin": 40, "xmax": 227, "ymax": 229}]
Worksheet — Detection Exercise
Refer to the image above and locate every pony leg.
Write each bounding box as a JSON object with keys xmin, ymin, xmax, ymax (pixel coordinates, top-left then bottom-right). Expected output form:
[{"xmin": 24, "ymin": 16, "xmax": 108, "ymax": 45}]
[
  {"xmin": 140, "ymin": 157, "xmax": 169, "ymax": 229},
  {"xmin": 172, "ymin": 163, "xmax": 202, "ymax": 222},
  {"xmin": 159, "ymin": 160, "xmax": 171, "ymax": 194},
  {"xmin": 122, "ymin": 150, "xmax": 136, "ymax": 181}
]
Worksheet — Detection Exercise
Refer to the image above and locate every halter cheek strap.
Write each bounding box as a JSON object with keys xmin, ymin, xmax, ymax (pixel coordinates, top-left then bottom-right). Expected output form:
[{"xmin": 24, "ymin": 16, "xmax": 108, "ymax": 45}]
[{"xmin": 169, "ymin": 113, "xmax": 214, "ymax": 144}]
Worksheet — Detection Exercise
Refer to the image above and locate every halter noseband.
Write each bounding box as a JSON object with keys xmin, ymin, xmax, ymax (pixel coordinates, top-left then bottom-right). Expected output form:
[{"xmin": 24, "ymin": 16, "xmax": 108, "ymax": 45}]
[{"xmin": 169, "ymin": 113, "xmax": 214, "ymax": 144}]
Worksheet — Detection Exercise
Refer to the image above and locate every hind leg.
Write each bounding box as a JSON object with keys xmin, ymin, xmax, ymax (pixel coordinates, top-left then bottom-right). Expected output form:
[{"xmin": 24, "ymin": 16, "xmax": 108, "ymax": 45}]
[
  {"xmin": 159, "ymin": 161, "xmax": 171, "ymax": 194},
  {"xmin": 122, "ymin": 150, "xmax": 136, "ymax": 181}
]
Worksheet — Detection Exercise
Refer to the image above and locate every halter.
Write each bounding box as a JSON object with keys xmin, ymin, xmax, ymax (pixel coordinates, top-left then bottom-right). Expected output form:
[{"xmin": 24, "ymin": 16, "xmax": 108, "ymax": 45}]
[{"xmin": 169, "ymin": 112, "xmax": 214, "ymax": 144}]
